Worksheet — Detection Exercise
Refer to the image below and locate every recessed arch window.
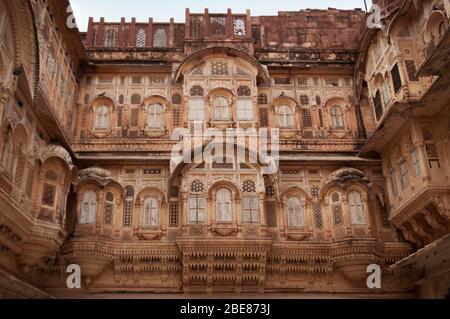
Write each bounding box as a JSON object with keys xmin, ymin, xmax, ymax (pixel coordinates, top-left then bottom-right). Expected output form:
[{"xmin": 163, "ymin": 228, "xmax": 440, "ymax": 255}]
[
  {"xmin": 330, "ymin": 105, "xmax": 345, "ymax": 129},
  {"xmin": 349, "ymin": 190, "xmax": 365, "ymax": 225},
  {"xmin": 94, "ymin": 105, "xmax": 110, "ymax": 129},
  {"xmin": 286, "ymin": 197, "xmax": 305, "ymax": 227},
  {"xmin": 142, "ymin": 197, "xmax": 159, "ymax": 227},
  {"xmin": 216, "ymin": 188, "xmax": 233, "ymax": 222},
  {"xmin": 213, "ymin": 97, "xmax": 231, "ymax": 121},
  {"xmin": 103, "ymin": 192, "xmax": 114, "ymax": 225},
  {"xmin": 147, "ymin": 103, "xmax": 164, "ymax": 128},
  {"xmin": 278, "ymin": 105, "xmax": 294, "ymax": 128},
  {"xmin": 80, "ymin": 190, "xmax": 98, "ymax": 224}
]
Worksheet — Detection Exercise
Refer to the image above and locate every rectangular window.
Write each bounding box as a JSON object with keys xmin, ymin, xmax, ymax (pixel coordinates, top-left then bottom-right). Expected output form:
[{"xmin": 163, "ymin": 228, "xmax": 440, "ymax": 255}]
[
  {"xmin": 237, "ymin": 98, "xmax": 253, "ymax": 121},
  {"xmin": 242, "ymin": 196, "xmax": 259, "ymax": 224},
  {"xmin": 390, "ymin": 170, "xmax": 399, "ymax": 196},
  {"xmin": 411, "ymin": 148, "xmax": 421, "ymax": 177},
  {"xmin": 391, "ymin": 63, "xmax": 403, "ymax": 94},
  {"xmin": 373, "ymin": 91, "xmax": 383, "ymax": 120},
  {"xmin": 188, "ymin": 98, "xmax": 205, "ymax": 121},
  {"xmin": 189, "ymin": 196, "xmax": 205, "ymax": 224},
  {"xmin": 400, "ymin": 160, "xmax": 409, "ymax": 189}
]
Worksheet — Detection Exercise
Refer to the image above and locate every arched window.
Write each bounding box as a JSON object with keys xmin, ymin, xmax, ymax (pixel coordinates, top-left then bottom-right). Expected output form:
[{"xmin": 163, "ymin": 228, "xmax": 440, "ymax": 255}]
[
  {"xmin": 349, "ymin": 190, "xmax": 365, "ymax": 225},
  {"xmin": 330, "ymin": 106, "xmax": 345, "ymax": 129},
  {"xmin": 216, "ymin": 188, "xmax": 232, "ymax": 222},
  {"xmin": 147, "ymin": 104, "xmax": 164, "ymax": 128},
  {"xmin": 80, "ymin": 190, "xmax": 97, "ymax": 224},
  {"xmin": 142, "ymin": 197, "xmax": 159, "ymax": 227},
  {"xmin": 286, "ymin": 197, "xmax": 304, "ymax": 227},
  {"xmin": 104, "ymin": 192, "xmax": 114, "ymax": 225},
  {"xmin": 278, "ymin": 105, "xmax": 294, "ymax": 128},
  {"xmin": 213, "ymin": 97, "xmax": 231, "ymax": 121},
  {"xmin": 331, "ymin": 192, "xmax": 344, "ymax": 226},
  {"xmin": 94, "ymin": 105, "xmax": 110, "ymax": 129},
  {"xmin": 1, "ymin": 132, "xmax": 15, "ymax": 178}
]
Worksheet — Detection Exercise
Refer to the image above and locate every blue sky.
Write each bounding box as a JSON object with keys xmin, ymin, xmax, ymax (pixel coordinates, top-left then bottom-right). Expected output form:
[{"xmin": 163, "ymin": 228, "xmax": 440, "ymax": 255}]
[{"xmin": 71, "ymin": 0, "xmax": 373, "ymax": 31}]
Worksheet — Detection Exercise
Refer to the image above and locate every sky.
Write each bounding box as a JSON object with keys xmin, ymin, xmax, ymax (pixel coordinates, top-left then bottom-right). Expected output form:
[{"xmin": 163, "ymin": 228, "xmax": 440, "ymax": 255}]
[{"xmin": 71, "ymin": 0, "xmax": 373, "ymax": 31}]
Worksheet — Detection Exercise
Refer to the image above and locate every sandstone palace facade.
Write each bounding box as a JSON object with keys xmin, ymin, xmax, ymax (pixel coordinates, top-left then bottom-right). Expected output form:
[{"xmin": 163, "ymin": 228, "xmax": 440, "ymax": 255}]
[{"xmin": 0, "ymin": 0, "xmax": 449, "ymax": 298}]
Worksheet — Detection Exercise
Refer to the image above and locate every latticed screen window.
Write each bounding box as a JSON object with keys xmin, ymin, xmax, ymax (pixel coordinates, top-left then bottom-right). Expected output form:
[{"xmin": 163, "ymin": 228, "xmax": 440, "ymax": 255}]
[
  {"xmin": 210, "ymin": 16, "xmax": 227, "ymax": 36},
  {"xmin": 400, "ymin": 160, "xmax": 410, "ymax": 189},
  {"xmin": 265, "ymin": 201, "xmax": 277, "ymax": 227},
  {"xmin": 302, "ymin": 109, "xmax": 313, "ymax": 128},
  {"xmin": 237, "ymin": 98, "xmax": 253, "ymax": 121},
  {"xmin": 174, "ymin": 24, "xmax": 185, "ymax": 47},
  {"xmin": 169, "ymin": 202, "xmax": 179, "ymax": 227},
  {"xmin": 258, "ymin": 94, "xmax": 268, "ymax": 105},
  {"xmin": 191, "ymin": 180, "xmax": 205, "ymax": 193},
  {"xmin": 313, "ymin": 203, "xmax": 323, "ymax": 229},
  {"xmin": 373, "ymin": 91, "xmax": 383, "ymax": 120},
  {"xmin": 136, "ymin": 27, "xmax": 147, "ymax": 47},
  {"xmin": 243, "ymin": 196, "xmax": 259, "ymax": 224},
  {"xmin": 123, "ymin": 186, "xmax": 134, "ymax": 227},
  {"xmin": 211, "ymin": 62, "xmax": 228, "ymax": 75},
  {"xmin": 391, "ymin": 64, "xmax": 403, "ymax": 93},
  {"xmin": 123, "ymin": 201, "xmax": 133, "ymax": 227},
  {"xmin": 172, "ymin": 108, "xmax": 181, "ymax": 127},
  {"xmin": 331, "ymin": 192, "xmax": 343, "ymax": 226},
  {"xmin": 300, "ymin": 95, "xmax": 309, "ymax": 105},
  {"xmin": 190, "ymin": 16, "xmax": 204, "ymax": 38},
  {"xmin": 104, "ymin": 28, "xmax": 117, "ymax": 47},
  {"xmin": 237, "ymin": 86, "xmax": 251, "ymax": 97},
  {"xmin": 189, "ymin": 196, "xmax": 206, "ymax": 224},
  {"xmin": 104, "ymin": 192, "xmax": 114, "ymax": 225},
  {"xmin": 243, "ymin": 180, "xmax": 256, "ymax": 193},
  {"xmin": 233, "ymin": 17, "xmax": 246, "ymax": 36},
  {"xmin": 41, "ymin": 184, "xmax": 56, "ymax": 207},
  {"xmin": 259, "ymin": 108, "xmax": 269, "ymax": 127},
  {"xmin": 153, "ymin": 27, "xmax": 168, "ymax": 48}
]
